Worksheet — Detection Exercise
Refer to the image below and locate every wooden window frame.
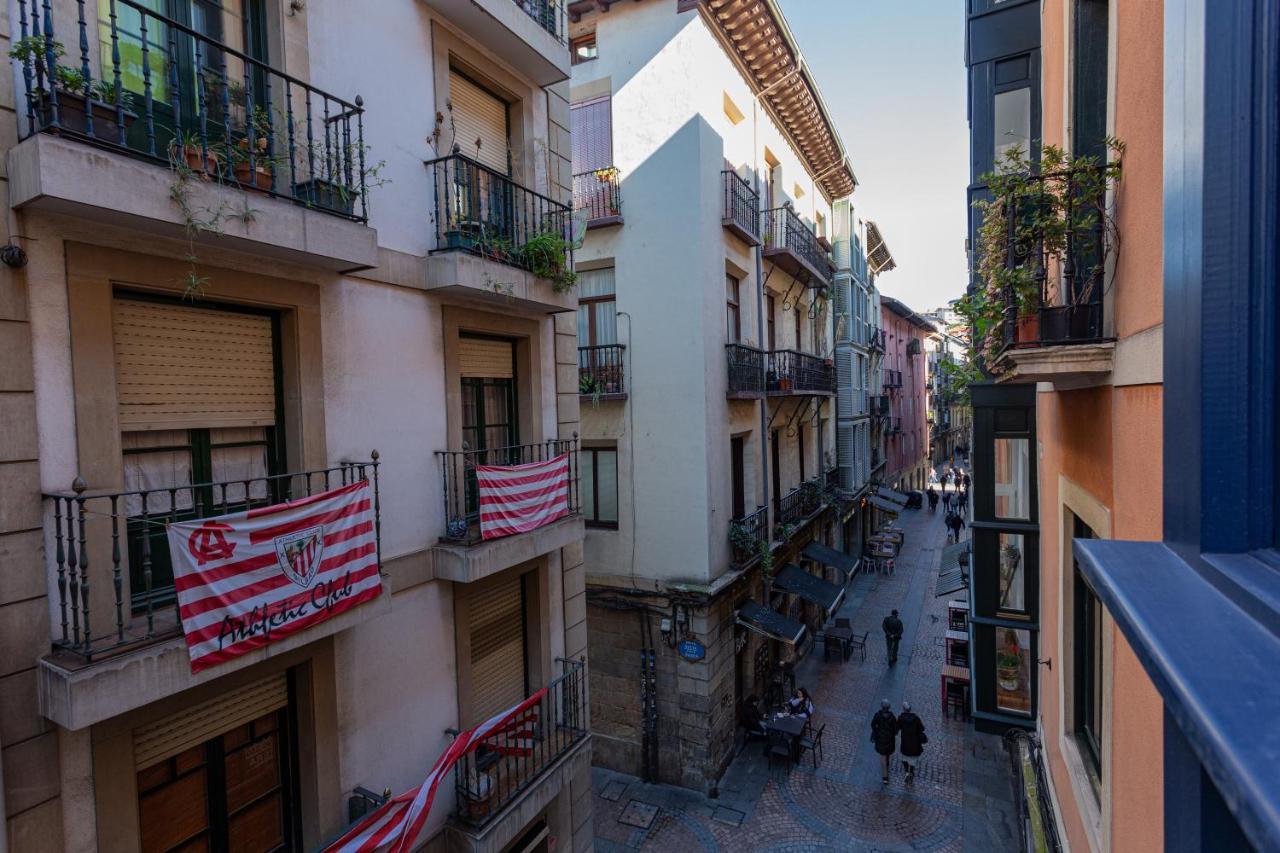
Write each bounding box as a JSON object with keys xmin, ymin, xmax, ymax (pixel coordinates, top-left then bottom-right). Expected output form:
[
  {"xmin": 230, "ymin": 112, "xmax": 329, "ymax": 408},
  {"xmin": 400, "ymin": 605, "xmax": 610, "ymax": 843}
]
[
  {"xmin": 571, "ymin": 32, "xmax": 597, "ymax": 66},
  {"xmin": 726, "ymin": 274, "xmax": 741, "ymax": 344},
  {"xmin": 582, "ymin": 446, "xmax": 618, "ymax": 529}
]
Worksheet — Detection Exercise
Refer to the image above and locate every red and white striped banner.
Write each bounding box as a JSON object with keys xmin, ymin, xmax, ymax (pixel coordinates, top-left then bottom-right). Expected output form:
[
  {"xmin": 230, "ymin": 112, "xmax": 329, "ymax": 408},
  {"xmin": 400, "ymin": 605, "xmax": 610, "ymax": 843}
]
[
  {"xmin": 166, "ymin": 480, "xmax": 382, "ymax": 673},
  {"xmin": 323, "ymin": 688, "xmax": 548, "ymax": 853},
  {"xmin": 476, "ymin": 453, "xmax": 570, "ymax": 540}
]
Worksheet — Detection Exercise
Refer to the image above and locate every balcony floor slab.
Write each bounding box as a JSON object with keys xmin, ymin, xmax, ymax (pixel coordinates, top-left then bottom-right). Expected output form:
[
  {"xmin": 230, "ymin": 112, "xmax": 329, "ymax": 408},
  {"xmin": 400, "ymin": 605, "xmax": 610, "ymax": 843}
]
[
  {"xmin": 995, "ymin": 340, "xmax": 1116, "ymax": 388},
  {"xmin": 425, "ymin": 251, "xmax": 577, "ymax": 315},
  {"xmin": 431, "ymin": 516, "xmax": 585, "ymax": 584}
]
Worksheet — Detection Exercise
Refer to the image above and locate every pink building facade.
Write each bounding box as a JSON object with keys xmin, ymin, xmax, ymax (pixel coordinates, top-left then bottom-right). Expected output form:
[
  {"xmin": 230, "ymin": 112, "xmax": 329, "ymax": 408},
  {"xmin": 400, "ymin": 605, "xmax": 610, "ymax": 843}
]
[{"xmin": 880, "ymin": 297, "xmax": 935, "ymax": 491}]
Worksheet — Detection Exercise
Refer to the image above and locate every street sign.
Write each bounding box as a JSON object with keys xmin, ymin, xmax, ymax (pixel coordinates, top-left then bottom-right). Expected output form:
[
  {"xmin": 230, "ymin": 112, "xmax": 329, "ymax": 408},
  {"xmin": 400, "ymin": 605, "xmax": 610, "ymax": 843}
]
[{"xmin": 678, "ymin": 639, "xmax": 706, "ymax": 662}]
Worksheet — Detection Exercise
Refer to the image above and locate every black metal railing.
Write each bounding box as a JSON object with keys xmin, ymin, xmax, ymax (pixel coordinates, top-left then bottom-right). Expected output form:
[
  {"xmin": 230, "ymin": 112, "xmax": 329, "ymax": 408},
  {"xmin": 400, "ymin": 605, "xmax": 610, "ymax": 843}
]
[
  {"xmin": 726, "ymin": 343, "xmax": 766, "ymax": 394},
  {"xmin": 436, "ymin": 440, "xmax": 578, "ymax": 545},
  {"xmin": 870, "ymin": 395, "xmax": 890, "ymax": 417},
  {"xmin": 44, "ymin": 454, "xmax": 381, "ymax": 661},
  {"xmin": 451, "ymin": 657, "xmax": 587, "ymax": 827},
  {"xmin": 998, "ymin": 165, "xmax": 1108, "ymax": 348},
  {"xmin": 579, "ymin": 344, "xmax": 625, "ymax": 396},
  {"xmin": 767, "ymin": 350, "xmax": 836, "ymax": 394},
  {"xmin": 15, "ymin": 0, "xmax": 369, "ymax": 221},
  {"xmin": 883, "ymin": 369, "xmax": 902, "ymax": 389},
  {"xmin": 763, "ymin": 206, "xmax": 829, "ymax": 284},
  {"xmin": 869, "ymin": 329, "xmax": 886, "ymax": 352},
  {"xmin": 729, "ymin": 505, "xmax": 768, "ymax": 565},
  {"xmin": 573, "ymin": 169, "xmax": 621, "ymax": 223},
  {"xmin": 722, "ymin": 170, "xmax": 760, "ymax": 242},
  {"xmin": 428, "ymin": 152, "xmax": 572, "ymax": 279},
  {"xmin": 775, "ymin": 477, "xmax": 824, "ymax": 529},
  {"xmin": 513, "ymin": 0, "xmax": 568, "ymax": 43},
  {"xmin": 886, "ymin": 417, "xmax": 902, "ymax": 434}
]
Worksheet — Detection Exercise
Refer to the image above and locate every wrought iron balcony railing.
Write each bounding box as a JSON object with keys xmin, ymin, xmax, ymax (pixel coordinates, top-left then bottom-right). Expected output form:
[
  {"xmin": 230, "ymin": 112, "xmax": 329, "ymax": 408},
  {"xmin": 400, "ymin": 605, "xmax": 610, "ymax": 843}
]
[
  {"xmin": 435, "ymin": 440, "xmax": 578, "ymax": 545},
  {"xmin": 15, "ymin": 0, "xmax": 370, "ymax": 221},
  {"xmin": 722, "ymin": 170, "xmax": 761, "ymax": 245},
  {"xmin": 775, "ymin": 477, "xmax": 825, "ymax": 529},
  {"xmin": 883, "ymin": 369, "xmax": 902, "ymax": 390},
  {"xmin": 763, "ymin": 205, "xmax": 830, "ymax": 286},
  {"xmin": 729, "ymin": 505, "xmax": 768, "ymax": 566},
  {"xmin": 767, "ymin": 350, "xmax": 836, "ymax": 395},
  {"xmin": 886, "ymin": 417, "xmax": 903, "ymax": 435},
  {"xmin": 869, "ymin": 329, "xmax": 886, "ymax": 352},
  {"xmin": 451, "ymin": 657, "xmax": 587, "ymax": 827},
  {"xmin": 44, "ymin": 456, "xmax": 381, "ymax": 662},
  {"xmin": 428, "ymin": 152, "xmax": 572, "ymax": 279},
  {"xmin": 513, "ymin": 0, "xmax": 568, "ymax": 43},
  {"xmin": 578, "ymin": 344, "xmax": 625, "ymax": 397},
  {"xmin": 726, "ymin": 343, "xmax": 766, "ymax": 395},
  {"xmin": 870, "ymin": 395, "xmax": 890, "ymax": 417},
  {"xmin": 573, "ymin": 169, "xmax": 622, "ymax": 226}
]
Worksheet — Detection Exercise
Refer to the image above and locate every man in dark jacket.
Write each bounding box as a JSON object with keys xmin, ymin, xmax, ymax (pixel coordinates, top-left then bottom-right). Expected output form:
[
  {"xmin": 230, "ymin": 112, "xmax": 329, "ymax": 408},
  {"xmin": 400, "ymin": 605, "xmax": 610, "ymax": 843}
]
[
  {"xmin": 870, "ymin": 699, "xmax": 899, "ymax": 784},
  {"xmin": 947, "ymin": 512, "xmax": 966, "ymax": 543},
  {"xmin": 882, "ymin": 609, "xmax": 904, "ymax": 665},
  {"xmin": 897, "ymin": 702, "xmax": 927, "ymax": 783}
]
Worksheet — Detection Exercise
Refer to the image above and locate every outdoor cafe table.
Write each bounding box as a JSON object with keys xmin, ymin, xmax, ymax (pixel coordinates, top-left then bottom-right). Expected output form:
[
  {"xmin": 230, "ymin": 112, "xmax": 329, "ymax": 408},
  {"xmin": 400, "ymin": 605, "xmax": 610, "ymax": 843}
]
[
  {"xmin": 766, "ymin": 713, "xmax": 807, "ymax": 762},
  {"xmin": 825, "ymin": 625, "xmax": 853, "ymax": 661}
]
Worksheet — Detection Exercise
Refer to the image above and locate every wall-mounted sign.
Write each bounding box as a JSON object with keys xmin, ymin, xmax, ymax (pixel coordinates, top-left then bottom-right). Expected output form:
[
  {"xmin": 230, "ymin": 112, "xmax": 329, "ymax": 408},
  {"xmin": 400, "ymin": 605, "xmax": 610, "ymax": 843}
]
[{"xmin": 678, "ymin": 639, "xmax": 706, "ymax": 662}]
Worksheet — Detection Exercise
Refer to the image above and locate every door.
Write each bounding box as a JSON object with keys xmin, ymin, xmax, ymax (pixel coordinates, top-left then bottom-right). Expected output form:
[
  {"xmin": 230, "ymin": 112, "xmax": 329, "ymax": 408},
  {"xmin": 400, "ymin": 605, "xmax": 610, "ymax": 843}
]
[
  {"xmin": 460, "ymin": 335, "xmax": 518, "ymax": 519},
  {"xmin": 798, "ymin": 429, "xmax": 806, "ymax": 483},
  {"xmin": 731, "ymin": 436, "xmax": 746, "ymax": 518},
  {"xmin": 767, "ymin": 295, "xmax": 777, "ymax": 350},
  {"xmin": 771, "ymin": 430, "xmax": 781, "ymax": 516}
]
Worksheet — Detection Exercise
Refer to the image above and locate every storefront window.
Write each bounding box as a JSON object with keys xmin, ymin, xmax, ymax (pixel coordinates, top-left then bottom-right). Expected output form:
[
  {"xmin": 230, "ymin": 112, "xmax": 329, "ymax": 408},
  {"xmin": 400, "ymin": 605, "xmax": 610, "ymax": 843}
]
[
  {"xmin": 995, "ymin": 627, "xmax": 1032, "ymax": 715},
  {"xmin": 998, "ymin": 532, "xmax": 1027, "ymax": 613},
  {"xmin": 994, "ymin": 437, "xmax": 1030, "ymax": 519}
]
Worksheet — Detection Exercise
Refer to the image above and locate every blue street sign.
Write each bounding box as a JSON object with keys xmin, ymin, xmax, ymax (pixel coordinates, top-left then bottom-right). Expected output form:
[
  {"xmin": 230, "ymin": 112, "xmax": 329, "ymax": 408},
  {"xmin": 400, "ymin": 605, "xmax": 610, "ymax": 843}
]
[{"xmin": 678, "ymin": 639, "xmax": 706, "ymax": 662}]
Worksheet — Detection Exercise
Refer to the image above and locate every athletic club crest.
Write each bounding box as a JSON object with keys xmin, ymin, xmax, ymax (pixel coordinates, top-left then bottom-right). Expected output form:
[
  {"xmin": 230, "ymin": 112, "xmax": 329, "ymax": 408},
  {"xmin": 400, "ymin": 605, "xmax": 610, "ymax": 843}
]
[{"xmin": 274, "ymin": 526, "xmax": 325, "ymax": 589}]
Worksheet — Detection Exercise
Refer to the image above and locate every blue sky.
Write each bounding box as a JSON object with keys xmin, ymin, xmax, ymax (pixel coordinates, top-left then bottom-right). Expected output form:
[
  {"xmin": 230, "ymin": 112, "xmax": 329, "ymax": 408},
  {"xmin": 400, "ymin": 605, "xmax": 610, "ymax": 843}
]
[{"xmin": 782, "ymin": 1, "xmax": 969, "ymax": 312}]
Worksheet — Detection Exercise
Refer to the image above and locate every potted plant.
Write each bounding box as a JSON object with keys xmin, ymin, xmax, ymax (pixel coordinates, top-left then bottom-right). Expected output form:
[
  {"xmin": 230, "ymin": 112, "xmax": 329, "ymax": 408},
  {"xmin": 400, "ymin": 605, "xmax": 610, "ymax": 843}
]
[
  {"xmin": 170, "ymin": 131, "xmax": 222, "ymax": 178},
  {"xmin": 232, "ymin": 105, "xmax": 276, "ymax": 192},
  {"xmin": 460, "ymin": 770, "xmax": 494, "ymax": 821},
  {"xmin": 11, "ymin": 37, "xmax": 137, "ymax": 137},
  {"xmin": 729, "ymin": 520, "xmax": 756, "ymax": 561},
  {"xmin": 517, "ymin": 230, "xmax": 577, "ymax": 292},
  {"xmin": 997, "ymin": 649, "xmax": 1022, "ymax": 692}
]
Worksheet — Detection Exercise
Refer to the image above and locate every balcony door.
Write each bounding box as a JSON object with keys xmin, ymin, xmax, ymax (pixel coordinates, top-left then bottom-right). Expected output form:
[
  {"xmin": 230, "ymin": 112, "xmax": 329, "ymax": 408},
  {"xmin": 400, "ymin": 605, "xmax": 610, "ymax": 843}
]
[
  {"xmin": 731, "ymin": 436, "xmax": 746, "ymax": 518},
  {"xmin": 460, "ymin": 335, "xmax": 518, "ymax": 519},
  {"xmin": 113, "ymin": 295, "xmax": 283, "ymax": 614}
]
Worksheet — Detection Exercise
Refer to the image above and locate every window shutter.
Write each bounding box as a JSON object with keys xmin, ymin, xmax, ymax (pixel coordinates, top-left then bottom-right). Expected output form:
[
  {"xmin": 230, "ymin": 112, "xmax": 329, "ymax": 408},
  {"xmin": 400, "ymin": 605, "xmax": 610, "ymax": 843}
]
[
  {"xmin": 458, "ymin": 337, "xmax": 514, "ymax": 379},
  {"xmin": 571, "ymin": 96, "xmax": 612, "ymax": 173},
  {"xmin": 469, "ymin": 574, "xmax": 526, "ymax": 723},
  {"xmin": 449, "ymin": 69, "xmax": 509, "ymax": 174},
  {"xmin": 113, "ymin": 298, "xmax": 277, "ymax": 431},
  {"xmin": 836, "ymin": 349, "xmax": 854, "ymax": 419},
  {"xmin": 133, "ymin": 674, "xmax": 288, "ymax": 770}
]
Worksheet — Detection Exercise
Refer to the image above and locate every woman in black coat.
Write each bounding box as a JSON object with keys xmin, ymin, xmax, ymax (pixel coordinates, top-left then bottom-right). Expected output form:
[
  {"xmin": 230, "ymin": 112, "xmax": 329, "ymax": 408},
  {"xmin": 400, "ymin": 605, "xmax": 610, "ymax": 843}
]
[
  {"xmin": 897, "ymin": 702, "xmax": 927, "ymax": 783},
  {"xmin": 870, "ymin": 700, "xmax": 899, "ymax": 784}
]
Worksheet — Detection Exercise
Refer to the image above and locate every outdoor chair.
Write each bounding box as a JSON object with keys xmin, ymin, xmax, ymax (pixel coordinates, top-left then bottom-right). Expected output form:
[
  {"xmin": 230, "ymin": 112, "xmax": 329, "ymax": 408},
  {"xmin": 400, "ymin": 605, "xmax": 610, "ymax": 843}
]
[
  {"xmin": 847, "ymin": 631, "xmax": 869, "ymax": 662},
  {"xmin": 822, "ymin": 632, "xmax": 844, "ymax": 662},
  {"xmin": 835, "ymin": 617, "xmax": 852, "ymax": 629},
  {"xmin": 799, "ymin": 723, "xmax": 826, "ymax": 769},
  {"xmin": 766, "ymin": 730, "xmax": 793, "ymax": 773}
]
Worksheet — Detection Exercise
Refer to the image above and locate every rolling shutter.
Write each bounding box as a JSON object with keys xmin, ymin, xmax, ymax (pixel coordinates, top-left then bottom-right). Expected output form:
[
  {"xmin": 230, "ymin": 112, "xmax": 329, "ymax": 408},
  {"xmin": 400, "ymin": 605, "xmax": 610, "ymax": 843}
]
[
  {"xmin": 450, "ymin": 69, "xmax": 509, "ymax": 174},
  {"xmin": 469, "ymin": 573, "xmax": 527, "ymax": 723},
  {"xmin": 113, "ymin": 299, "xmax": 276, "ymax": 431},
  {"xmin": 133, "ymin": 674, "xmax": 288, "ymax": 770},
  {"xmin": 571, "ymin": 96, "xmax": 612, "ymax": 173},
  {"xmin": 459, "ymin": 336, "xmax": 514, "ymax": 379}
]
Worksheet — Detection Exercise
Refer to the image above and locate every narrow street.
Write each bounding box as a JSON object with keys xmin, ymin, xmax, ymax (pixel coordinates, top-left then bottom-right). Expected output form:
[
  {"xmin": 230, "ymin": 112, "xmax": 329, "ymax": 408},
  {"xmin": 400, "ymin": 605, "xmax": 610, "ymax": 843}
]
[{"xmin": 591, "ymin": 485, "xmax": 1018, "ymax": 852}]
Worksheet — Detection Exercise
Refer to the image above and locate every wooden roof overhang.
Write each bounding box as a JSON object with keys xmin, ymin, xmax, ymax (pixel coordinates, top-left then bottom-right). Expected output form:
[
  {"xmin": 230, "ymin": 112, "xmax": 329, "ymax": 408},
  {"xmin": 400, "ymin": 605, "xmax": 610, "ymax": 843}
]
[{"xmin": 866, "ymin": 219, "xmax": 897, "ymax": 274}]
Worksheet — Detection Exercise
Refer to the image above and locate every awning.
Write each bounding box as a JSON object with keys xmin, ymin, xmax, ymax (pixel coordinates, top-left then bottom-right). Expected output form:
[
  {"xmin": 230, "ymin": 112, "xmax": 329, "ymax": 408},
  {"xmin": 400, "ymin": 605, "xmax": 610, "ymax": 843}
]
[
  {"xmin": 877, "ymin": 487, "xmax": 909, "ymax": 507},
  {"xmin": 773, "ymin": 564, "xmax": 846, "ymax": 619},
  {"xmin": 737, "ymin": 600, "xmax": 806, "ymax": 646},
  {"xmin": 803, "ymin": 541, "xmax": 859, "ymax": 581},
  {"xmin": 936, "ymin": 539, "xmax": 972, "ymax": 597},
  {"xmin": 869, "ymin": 495, "xmax": 902, "ymax": 515}
]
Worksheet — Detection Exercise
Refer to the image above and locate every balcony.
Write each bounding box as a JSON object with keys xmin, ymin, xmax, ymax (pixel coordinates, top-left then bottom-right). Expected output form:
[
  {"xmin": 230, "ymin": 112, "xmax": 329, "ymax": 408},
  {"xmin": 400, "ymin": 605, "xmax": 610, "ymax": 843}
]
[
  {"xmin": 869, "ymin": 329, "xmax": 886, "ymax": 353},
  {"xmin": 431, "ymin": 440, "xmax": 583, "ymax": 584},
  {"xmin": 449, "ymin": 659, "xmax": 588, "ymax": 831},
  {"xmin": 722, "ymin": 170, "xmax": 761, "ymax": 245},
  {"xmin": 578, "ymin": 344, "xmax": 625, "ymax": 399},
  {"xmin": 573, "ymin": 168, "xmax": 622, "ymax": 228},
  {"xmin": 775, "ymin": 477, "xmax": 827, "ymax": 531},
  {"xmin": 763, "ymin": 206, "xmax": 831, "ymax": 287},
  {"xmin": 38, "ymin": 457, "xmax": 389, "ymax": 730},
  {"xmin": 729, "ymin": 505, "xmax": 769, "ymax": 567},
  {"xmin": 886, "ymin": 417, "xmax": 902, "ymax": 435},
  {"xmin": 9, "ymin": 0, "xmax": 378, "ymax": 270},
  {"xmin": 426, "ymin": 152, "xmax": 575, "ymax": 313},
  {"xmin": 869, "ymin": 395, "xmax": 890, "ymax": 417},
  {"xmin": 726, "ymin": 343, "xmax": 767, "ymax": 397},
  {"xmin": 766, "ymin": 350, "xmax": 836, "ymax": 396},
  {"xmin": 883, "ymin": 369, "xmax": 903, "ymax": 390},
  {"xmin": 420, "ymin": 0, "xmax": 569, "ymax": 86}
]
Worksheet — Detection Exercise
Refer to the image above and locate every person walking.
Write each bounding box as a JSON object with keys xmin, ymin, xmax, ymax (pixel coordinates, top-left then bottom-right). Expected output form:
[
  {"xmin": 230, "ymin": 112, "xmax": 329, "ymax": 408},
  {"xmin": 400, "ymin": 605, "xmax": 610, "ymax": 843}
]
[
  {"xmin": 942, "ymin": 490, "xmax": 953, "ymax": 512},
  {"xmin": 947, "ymin": 511, "xmax": 965, "ymax": 543},
  {"xmin": 882, "ymin": 609, "xmax": 904, "ymax": 666},
  {"xmin": 897, "ymin": 702, "xmax": 928, "ymax": 784},
  {"xmin": 870, "ymin": 700, "xmax": 900, "ymax": 784},
  {"xmin": 957, "ymin": 489, "xmax": 969, "ymax": 514},
  {"xmin": 927, "ymin": 486, "xmax": 938, "ymax": 512},
  {"xmin": 961, "ymin": 471, "xmax": 971, "ymax": 492}
]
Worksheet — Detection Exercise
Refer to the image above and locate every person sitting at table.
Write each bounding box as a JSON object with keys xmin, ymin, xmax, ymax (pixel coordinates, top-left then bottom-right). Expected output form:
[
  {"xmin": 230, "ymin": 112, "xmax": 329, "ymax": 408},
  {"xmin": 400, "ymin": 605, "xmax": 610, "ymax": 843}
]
[
  {"xmin": 787, "ymin": 687, "xmax": 815, "ymax": 719},
  {"xmin": 739, "ymin": 695, "xmax": 767, "ymax": 738}
]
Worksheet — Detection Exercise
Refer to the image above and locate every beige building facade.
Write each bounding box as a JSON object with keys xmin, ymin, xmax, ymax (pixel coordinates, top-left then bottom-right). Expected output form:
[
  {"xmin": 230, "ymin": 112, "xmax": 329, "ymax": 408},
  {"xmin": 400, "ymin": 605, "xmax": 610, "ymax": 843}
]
[{"xmin": 0, "ymin": 1, "xmax": 592, "ymax": 851}]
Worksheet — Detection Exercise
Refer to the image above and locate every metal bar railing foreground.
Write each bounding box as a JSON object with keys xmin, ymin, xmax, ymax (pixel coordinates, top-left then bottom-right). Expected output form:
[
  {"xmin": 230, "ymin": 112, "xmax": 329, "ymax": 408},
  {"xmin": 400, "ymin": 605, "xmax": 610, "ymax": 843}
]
[
  {"xmin": 15, "ymin": 0, "xmax": 369, "ymax": 221},
  {"xmin": 722, "ymin": 170, "xmax": 760, "ymax": 242},
  {"xmin": 726, "ymin": 343, "xmax": 766, "ymax": 394},
  {"xmin": 763, "ymin": 205, "xmax": 829, "ymax": 283},
  {"xmin": 729, "ymin": 505, "xmax": 768, "ymax": 565},
  {"xmin": 513, "ymin": 0, "xmax": 568, "ymax": 44},
  {"xmin": 572, "ymin": 169, "xmax": 621, "ymax": 223},
  {"xmin": 767, "ymin": 349, "xmax": 836, "ymax": 394},
  {"xmin": 578, "ymin": 344, "xmax": 625, "ymax": 396}
]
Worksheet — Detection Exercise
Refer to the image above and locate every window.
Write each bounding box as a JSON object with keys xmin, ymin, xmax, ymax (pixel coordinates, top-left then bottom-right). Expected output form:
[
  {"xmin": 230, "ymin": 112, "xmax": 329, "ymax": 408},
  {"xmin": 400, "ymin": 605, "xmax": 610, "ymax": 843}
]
[
  {"xmin": 794, "ymin": 307, "xmax": 802, "ymax": 351},
  {"xmin": 731, "ymin": 436, "xmax": 746, "ymax": 518},
  {"xmin": 576, "ymin": 267, "xmax": 617, "ymax": 347},
  {"xmin": 994, "ymin": 87, "xmax": 1031, "ymax": 168},
  {"xmin": 723, "ymin": 91, "xmax": 745, "ymax": 125},
  {"xmin": 571, "ymin": 32, "xmax": 597, "ymax": 65},
  {"xmin": 581, "ymin": 446, "xmax": 618, "ymax": 528},
  {"xmin": 997, "ymin": 532, "xmax": 1027, "ymax": 613},
  {"xmin": 994, "ymin": 437, "xmax": 1030, "ymax": 519},
  {"xmin": 793, "ymin": 183, "xmax": 805, "ymax": 200},
  {"xmin": 766, "ymin": 294, "xmax": 777, "ymax": 350},
  {"xmin": 995, "ymin": 626, "xmax": 1032, "ymax": 715},
  {"xmin": 1072, "ymin": 517, "xmax": 1103, "ymax": 788},
  {"xmin": 726, "ymin": 274, "xmax": 741, "ymax": 344}
]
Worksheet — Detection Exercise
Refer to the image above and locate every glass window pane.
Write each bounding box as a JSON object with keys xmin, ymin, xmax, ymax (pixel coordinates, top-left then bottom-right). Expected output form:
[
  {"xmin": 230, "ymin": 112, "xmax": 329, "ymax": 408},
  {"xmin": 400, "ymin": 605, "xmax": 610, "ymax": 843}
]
[
  {"xmin": 581, "ymin": 452, "xmax": 596, "ymax": 521},
  {"xmin": 994, "ymin": 87, "xmax": 1031, "ymax": 168},
  {"xmin": 577, "ymin": 305, "xmax": 590, "ymax": 344},
  {"xmin": 994, "ymin": 437, "xmax": 1030, "ymax": 519},
  {"xmin": 596, "ymin": 450, "xmax": 618, "ymax": 522},
  {"xmin": 995, "ymin": 627, "xmax": 1032, "ymax": 715},
  {"xmin": 577, "ymin": 267, "xmax": 616, "ymax": 299},
  {"xmin": 998, "ymin": 532, "xmax": 1027, "ymax": 612},
  {"xmin": 99, "ymin": 0, "xmax": 170, "ymax": 102},
  {"xmin": 594, "ymin": 300, "xmax": 618, "ymax": 345},
  {"xmin": 122, "ymin": 430, "xmax": 195, "ymax": 516}
]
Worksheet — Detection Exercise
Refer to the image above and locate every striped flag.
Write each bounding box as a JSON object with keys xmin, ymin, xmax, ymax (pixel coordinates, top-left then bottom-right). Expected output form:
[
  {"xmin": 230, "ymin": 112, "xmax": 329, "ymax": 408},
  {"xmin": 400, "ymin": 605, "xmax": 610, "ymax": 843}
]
[
  {"xmin": 476, "ymin": 453, "xmax": 571, "ymax": 540},
  {"xmin": 166, "ymin": 480, "xmax": 383, "ymax": 673},
  {"xmin": 323, "ymin": 688, "xmax": 548, "ymax": 853}
]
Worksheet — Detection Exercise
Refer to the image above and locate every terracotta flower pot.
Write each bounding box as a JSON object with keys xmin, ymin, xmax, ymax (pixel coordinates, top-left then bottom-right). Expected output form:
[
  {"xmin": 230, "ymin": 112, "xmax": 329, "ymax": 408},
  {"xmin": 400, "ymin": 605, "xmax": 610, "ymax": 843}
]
[
  {"xmin": 182, "ymin": 145, "xmax": 219, "ymax": 179},
  {"xmin": 233, "ymin": 162, "xmax": 274, "ymax": 192},
  {"xmin": 1014, "ymin": 313, "xmax": 1040, "ymax": 346}
]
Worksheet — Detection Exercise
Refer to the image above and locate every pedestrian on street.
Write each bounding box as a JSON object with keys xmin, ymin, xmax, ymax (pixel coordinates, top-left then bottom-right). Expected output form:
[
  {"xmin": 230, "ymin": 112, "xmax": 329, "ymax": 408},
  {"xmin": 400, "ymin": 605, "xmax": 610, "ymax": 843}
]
[
  {"xmin": 927, "ymin": 486, "xmax": 938, "ymax": 512},
  {"xmin": 957, "ymin": 489, "xmax": 968, "ymax": 513},
  {"xmin": 962, "ymin": 472, "xmax": 971, "ymax": 492},
  {"xmin": 897, "ymin": 702, "xmax": 928, "ymax": 783},
  {"xmin": 882, "ymin": 609, "xmax": 904, "ymax": 666},
  {"xmin": 871, "ymin": 700, "xmax": 900, "ymax": 784},
  {"xmin": 947, "ymin": 512, "xmax": 965, "ymax": 542},
  {"xmin": 942, "ymin": 490, "xmax": 952, "ymax": 512},
  {"xmin": 942, "ymin": 470, "xmax": 951, "ymax": 490}
]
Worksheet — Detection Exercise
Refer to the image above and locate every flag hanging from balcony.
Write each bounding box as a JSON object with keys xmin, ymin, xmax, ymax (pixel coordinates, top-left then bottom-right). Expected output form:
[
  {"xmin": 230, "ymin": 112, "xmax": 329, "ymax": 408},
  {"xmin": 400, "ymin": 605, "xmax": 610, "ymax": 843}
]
[
  {"xmin": 322, "ymin": 687, "xmax": 548, "ymax": 853},
  {"xmin": 165, "ymin": 480, "xmax": 383, "ymax": 673},
  {"xmin": 476, "ymin": 453, "xmax": 571, "ymax": 540}
]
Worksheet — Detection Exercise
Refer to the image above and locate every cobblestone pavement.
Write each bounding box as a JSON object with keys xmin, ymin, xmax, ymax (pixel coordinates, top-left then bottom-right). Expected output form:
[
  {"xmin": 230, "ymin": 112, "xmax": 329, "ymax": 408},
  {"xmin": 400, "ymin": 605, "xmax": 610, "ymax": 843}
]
[{"xmin": 591, "ymin": 481, "xmax": 1021, "ymax": 852}]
